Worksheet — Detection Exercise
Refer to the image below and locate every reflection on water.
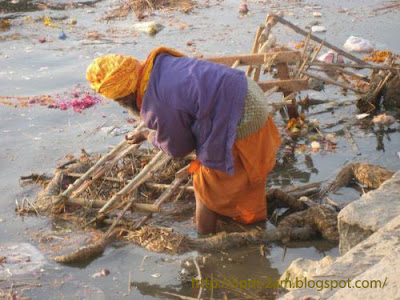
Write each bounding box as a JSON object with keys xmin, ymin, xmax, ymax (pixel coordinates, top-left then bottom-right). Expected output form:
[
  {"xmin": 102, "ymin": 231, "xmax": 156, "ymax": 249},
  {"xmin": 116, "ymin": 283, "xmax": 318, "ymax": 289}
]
[{"xmin": 0, "ymin": 0, "xmax": 39, "ymax": 14}]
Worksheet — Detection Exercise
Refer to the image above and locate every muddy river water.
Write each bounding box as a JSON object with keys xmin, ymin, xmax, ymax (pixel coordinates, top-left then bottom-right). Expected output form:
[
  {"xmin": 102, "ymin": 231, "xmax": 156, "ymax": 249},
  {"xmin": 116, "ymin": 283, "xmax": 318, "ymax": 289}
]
[{"xmin": 1, "ymin": 0, "xmax": 400, "ymax": 298}]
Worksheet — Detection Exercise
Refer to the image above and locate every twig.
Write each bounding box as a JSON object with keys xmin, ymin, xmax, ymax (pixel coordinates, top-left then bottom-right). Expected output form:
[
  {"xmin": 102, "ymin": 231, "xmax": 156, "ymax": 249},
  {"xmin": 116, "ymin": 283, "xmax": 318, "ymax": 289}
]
[
  {"xmin": 128, "ymin": 271, "xmax": 132, "ymax": 295},
  {"xmin": 52, "ymin": 123, "xmax": 145, "ymax": 205},
  {"xmin": 343, "ymin": 125, "xmax": 361, "ymax": 155},
  {"xmin": 145, "ymin": 182, "xmax": 194, "ymax": 192},
  {"xmin": 162, "ymin": 292, "xmax": 197, "ymax": 300},
  {"xmin": 24, "ymin": 197, "xmax": 40, "ymax": 215},
  {"xmin": 193, "ymin": 257, "xmax": 203, "ymax": 300}
]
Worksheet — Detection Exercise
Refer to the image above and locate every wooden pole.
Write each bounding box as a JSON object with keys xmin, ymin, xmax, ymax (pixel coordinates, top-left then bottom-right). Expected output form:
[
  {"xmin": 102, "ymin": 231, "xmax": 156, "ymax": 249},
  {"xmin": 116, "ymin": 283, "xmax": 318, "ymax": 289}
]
[
  {"xmin": 66, "ymin": 197, "xmax": 161, "ymax": 213},
  {"xmin": 301, "ymin": 70, "xmax": 363, "ymax": 93},
  {"xmin": 270, "ymin": 14, "xmax": 369, "ymax": 66},
  {"xmin": 246, "ymin": 25, "xmax": 265, "ymax": 77},
  {"xmin": 309, "ymin": 61, "xmax": 399, "ymax": 71},
  {"xmin": 258, "ymin": 79, "xmax": 309, "ymax": 92},
  {"xmin": 145, "ymin": 182, "xmax": 194, "ymax": 192},
  {"xmin": 204, "ymin": 51, "xmax": 301, "ymax": 66},
  {"xmin": 231, "ymin": 60, "xmax": 240, "ymax": 69}
]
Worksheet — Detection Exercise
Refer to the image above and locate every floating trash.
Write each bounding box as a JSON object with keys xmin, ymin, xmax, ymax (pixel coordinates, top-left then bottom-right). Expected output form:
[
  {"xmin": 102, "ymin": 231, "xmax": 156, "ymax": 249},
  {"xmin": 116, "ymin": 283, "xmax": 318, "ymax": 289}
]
[
  {"xmin": 239, "ymin": 2, "xmax": 249, "ymax": 14},
  {"xmin": 344, "ymin": 36, "xmax": 374, "ymax": 53},
  {"xmin": 59, "ymin": 32, "xmax": 67, "ymax": 40},
  {"xmin": 92, "ymin": 269, "xmax": 110, "ymax": 278},
  {"xmin": 311, "ymin": 25, "xmax": 327, "ymax": 33},
  {"xmin": 372, "ymin": 114, "xmax": 396, "ymax": 127},
  {"xmin": 132, "ymin": 21, "xmax": 163, "ymax": 36},
  {"xmin": 39, "ymin": 37, "xmax": 46, "ymax": 43}
]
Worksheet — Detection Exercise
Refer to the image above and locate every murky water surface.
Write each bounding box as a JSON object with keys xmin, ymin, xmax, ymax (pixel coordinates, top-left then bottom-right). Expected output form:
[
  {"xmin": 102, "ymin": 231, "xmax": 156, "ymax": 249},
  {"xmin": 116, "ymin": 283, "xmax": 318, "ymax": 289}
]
[{"xmin": 1, "ymin": 0, "xmax": 400, "ymax": 298}]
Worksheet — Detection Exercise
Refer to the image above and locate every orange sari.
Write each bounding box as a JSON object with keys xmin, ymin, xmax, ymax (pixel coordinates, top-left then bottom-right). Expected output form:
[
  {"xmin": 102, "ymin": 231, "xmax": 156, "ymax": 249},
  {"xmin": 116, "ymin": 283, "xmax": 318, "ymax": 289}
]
[{"xmin": 192, "ymin": 117, "xmax": 281, "ymax": 224}]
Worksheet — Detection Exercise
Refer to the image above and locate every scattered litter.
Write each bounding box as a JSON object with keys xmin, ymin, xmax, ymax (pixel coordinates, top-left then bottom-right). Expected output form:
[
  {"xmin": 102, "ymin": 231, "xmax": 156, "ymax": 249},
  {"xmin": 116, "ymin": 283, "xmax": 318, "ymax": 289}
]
[
  {"xmin": 362, "ymin": 51, "xmax": 392, "ymax": 63},
  {"xmin": 0, "ymin": 86, "xmax": 102, "ymax": 112},
  {"xmin": 318, "ymin": 50, "xmax": 344, "ymax": 64},
  {"xmin": 397, "ymin": 152, "xmax": 400, "ymax": 159},
  {"xmin": 151, "ymin": 273, "xmax": 161, "ymax": 278},
  {"xmin": 325, "ymin": 134, "xmax": 338, "ymax": 144},
  {"xmin": 0, "ymin": 19, "xmax": 11, "ymax": 30},
  {"xmin": 372, "ymin": 114, "xmax": 396, "ymax": 127},
  {"xmin": 101, "ymin": 125, "xmax": 132, "ymax": 137},
  {"xmin": 239, "ymin": 2, "xmax": 249, "ymax": 14},
  {"xmin": 92, "ymin": 269, "xmax": 110, "ymax": 278},
  {"xmin": 311, "ymin": 25, "xmax": 326, "ymax": 33},
  {"xmin": 311, "ymin": 141, "xmax": 321, "ymax": 152},
  {"xmin": 343, "ymin": 36, "xmax": 374, "ymax": 53},
  {"xmin": 133, "ymin": 21, "xmax": 163, "ymax": 36},
  {"xmin": 59, "ymin": 32, "xmax": 67, "ymax": 40},
  {"xmin": 313, "ymin": 12, "xmax": 322, "ymax": 17},
  {"xmin": 86, "ymin": 31, "xmax": 104, "ymax": 40},
  {"xmin": 39, "ymin": 38, "xmax": 46, "ymax": 43},
  {"xmin": 356, "ymin": 113, "xmax": 370, "ymax": 120},
  {"xmin": 43, "ymin": 16, "xmax": 56, "ymax": 28},
  {"xmin": 70, "ymin": 17, "xmax": 77, "ymax": 25}
]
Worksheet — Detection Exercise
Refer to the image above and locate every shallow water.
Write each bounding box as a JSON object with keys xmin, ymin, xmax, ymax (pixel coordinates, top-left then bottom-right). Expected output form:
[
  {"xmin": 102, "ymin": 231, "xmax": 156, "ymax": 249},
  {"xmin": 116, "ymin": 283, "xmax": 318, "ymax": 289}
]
[{"xmin": 1, "ymin": 0, "xmax": 400, "ymax": 298}]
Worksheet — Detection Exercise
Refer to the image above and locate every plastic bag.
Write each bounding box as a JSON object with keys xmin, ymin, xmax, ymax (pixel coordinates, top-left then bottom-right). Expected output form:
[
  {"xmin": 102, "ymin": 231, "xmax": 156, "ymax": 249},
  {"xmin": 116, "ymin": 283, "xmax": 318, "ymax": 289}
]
[{"xmin": 343, "ymin": 36, "xmax": 374, "ymax": 53}]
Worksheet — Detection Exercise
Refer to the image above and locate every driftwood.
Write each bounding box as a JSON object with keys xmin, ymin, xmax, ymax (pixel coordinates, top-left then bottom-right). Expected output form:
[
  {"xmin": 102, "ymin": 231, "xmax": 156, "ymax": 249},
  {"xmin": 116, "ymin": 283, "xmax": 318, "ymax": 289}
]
[
  {"xmin": 326, "ymin": 162, "xmax": 395, "ymax": 194},
  {"xmin": 277, "ymin": 205, "xmax": 339, "ymax": 242},
  {"xmin": 122, "ymin": 224, "xmax": 316, "ymax": 254}
]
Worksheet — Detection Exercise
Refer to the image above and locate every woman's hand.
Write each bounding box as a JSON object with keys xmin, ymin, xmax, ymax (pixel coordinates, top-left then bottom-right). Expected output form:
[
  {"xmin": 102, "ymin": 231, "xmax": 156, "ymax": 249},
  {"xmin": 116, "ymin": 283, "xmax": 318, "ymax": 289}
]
[{"xmin": 125, "ymin": 130, "xmax": 149, "ymax": 144}]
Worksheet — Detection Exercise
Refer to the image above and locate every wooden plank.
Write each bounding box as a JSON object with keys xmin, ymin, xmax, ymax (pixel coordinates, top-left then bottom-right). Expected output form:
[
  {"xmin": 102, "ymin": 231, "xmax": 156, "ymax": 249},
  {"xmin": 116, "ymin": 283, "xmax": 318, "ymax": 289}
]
[
  {"xmin": 203, "ymin": 51, "xmax": 301, "ymax": 66},
  {"xmin": 257, "ymin": 79, "xmax": 308, "ymax": 92},
  {"xmin": 246, "ymin": 25, "xmax": 265, "ymax": 76},
  {"xmin": 276, "ymin": 62, "xmax": 299, "ymax": 118},
  {"xmin": 271, "ymin": 14, "xmax": 369, "ymax": 66}
]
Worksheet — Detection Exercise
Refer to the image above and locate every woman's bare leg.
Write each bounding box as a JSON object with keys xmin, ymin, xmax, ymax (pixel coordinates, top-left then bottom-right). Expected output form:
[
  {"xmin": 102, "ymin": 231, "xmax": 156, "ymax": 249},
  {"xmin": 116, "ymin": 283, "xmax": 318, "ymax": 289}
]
[{"xmin": 195, "ymin": 193, "xmax": 217, "ymax": 234}]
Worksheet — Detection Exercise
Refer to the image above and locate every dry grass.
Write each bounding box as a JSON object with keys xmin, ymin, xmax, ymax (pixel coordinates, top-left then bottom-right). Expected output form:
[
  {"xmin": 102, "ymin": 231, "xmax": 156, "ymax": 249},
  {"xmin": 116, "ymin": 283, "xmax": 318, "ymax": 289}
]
[{"xmin": 105, "ymin": 0, "xmax": 195, "ymax": 20}]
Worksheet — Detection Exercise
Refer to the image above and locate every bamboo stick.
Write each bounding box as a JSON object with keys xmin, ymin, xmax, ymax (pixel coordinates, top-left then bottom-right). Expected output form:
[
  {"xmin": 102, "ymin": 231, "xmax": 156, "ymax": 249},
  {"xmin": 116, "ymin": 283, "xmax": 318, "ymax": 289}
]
[
  {"xmin": 301, "ymin": 70, "xmax": 363, "ymax": 93},
  {"xmin": 66, "ymin": 197, "xmax": 160, "ymax": 213},
  {"xmin": 309, "ymin": 61, "xmax": 399, "ymax": 71},
  {"xmin": 300, "ymin": 39, "xmax": 325, "ymax": 78},
  {"xmin": 98, "ymin": 151, "xmax": 169, "ymax": 214},
  {"xmin": 231, "ymin": 59, "xmax": 240, "ymax": 69},
  {"xmin": 52, "ymin": 123, "xmax": 145, "ymax": 205},
  {"xmin": 67, "ymin": 172, "xmax": 127, "ymax": 184},
  {"xmin": 72, "ymin": 143, "xmax": 141, "ymax": 197},
  {"xmin": 154, "ymin": 165, "xmax": 190, "ymax": 208},
  {"xmin": 246, "ymin": 25, "xmax": 265, "ymax": 77},
  {"xmin": 145, "ymin": 182, "xmax": 194, "ymax": 192},
  {"xmin": 270, "ymin": 14, "xmax": 369, "ymax": 66}
]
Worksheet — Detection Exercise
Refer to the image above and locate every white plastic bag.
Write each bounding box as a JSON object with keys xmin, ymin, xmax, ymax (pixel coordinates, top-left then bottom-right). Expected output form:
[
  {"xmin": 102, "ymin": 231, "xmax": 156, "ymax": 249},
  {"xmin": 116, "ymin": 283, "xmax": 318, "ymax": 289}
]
[{"xmin": 343, "ymin": 36, "xmax": 374, "ymax": 53}]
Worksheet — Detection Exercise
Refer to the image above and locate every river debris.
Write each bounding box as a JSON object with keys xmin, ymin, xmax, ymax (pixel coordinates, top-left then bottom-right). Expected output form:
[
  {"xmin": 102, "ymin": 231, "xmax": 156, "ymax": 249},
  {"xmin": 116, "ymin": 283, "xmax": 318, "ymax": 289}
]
[
  {"xmin": 105, "ymin": 0, "xmax": 196, "ymax": 20},
  {"xmin": 0, "ymin": 86, "xmax": 102, "ymax": 112},
  {"xmin": 16, "ymin": 13, "xmax": 400, "ymax": 265},
  {"xmin": 22, "ymin": 117, "xmax": 395, "ymax": 263}
]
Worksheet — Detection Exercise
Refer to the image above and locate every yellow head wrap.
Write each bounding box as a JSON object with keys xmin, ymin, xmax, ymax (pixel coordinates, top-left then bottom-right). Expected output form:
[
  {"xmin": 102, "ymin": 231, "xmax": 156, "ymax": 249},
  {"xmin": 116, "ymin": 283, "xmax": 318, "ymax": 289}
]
[{"xmin": 86, "ymin": 54, "xmax": 141, "ymax": 100}]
